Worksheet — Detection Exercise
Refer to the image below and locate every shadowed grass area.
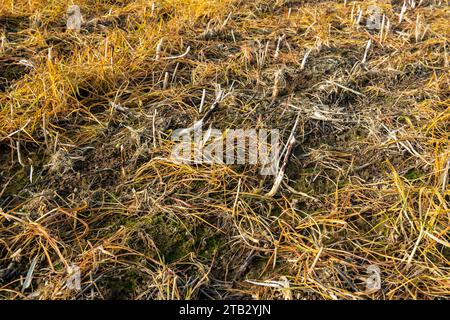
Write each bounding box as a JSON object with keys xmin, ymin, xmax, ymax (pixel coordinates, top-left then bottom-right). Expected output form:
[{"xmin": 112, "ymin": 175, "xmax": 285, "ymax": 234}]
[{"xmin": 0, "ymin": 0, "xmax": 449, "ymax": 299}]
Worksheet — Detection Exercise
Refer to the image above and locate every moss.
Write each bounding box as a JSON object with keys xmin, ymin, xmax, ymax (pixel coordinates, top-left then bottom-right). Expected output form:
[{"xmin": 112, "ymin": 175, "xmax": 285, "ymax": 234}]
[
  {"xmin": 294, "ymin": 171, "xmax": 336, "ymax": 195},
  {"xmin": 146, "ymin": 214, "xmax": 195, "ymax": 263},
  {"xmin": 101, "ymin": 269, "xmax": 142, "ymax": 300},
  {"xmin": 404, "ymin": 168, "xmax": 423, "ymax": 181},
  {"xmin": 3, "ymin": 167, "xmax": 28, "ymax": 197},
  {"xmin": 2, "ymin": 148, "xmax": 50, "ymax": 198},
  {"xmin": 198, "ymin": 233, "xmax": 225, "ymax": 259}
]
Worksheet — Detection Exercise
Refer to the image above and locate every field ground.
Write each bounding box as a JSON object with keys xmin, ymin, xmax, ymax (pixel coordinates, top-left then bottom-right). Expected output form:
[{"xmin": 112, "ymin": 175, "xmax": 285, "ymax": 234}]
[{"xmin": 0, "ymin": 0, "xmax": 449, "ymax": 299}]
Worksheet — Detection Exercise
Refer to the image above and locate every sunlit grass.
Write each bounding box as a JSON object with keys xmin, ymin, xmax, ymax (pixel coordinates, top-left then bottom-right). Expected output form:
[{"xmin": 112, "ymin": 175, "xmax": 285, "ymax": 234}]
[{"xmin": 0, "ymin": 0, "xmax": 448, "ymax": 300}]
